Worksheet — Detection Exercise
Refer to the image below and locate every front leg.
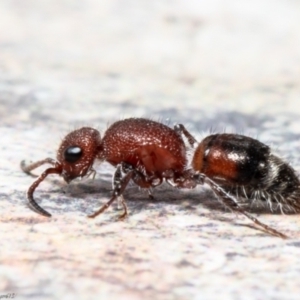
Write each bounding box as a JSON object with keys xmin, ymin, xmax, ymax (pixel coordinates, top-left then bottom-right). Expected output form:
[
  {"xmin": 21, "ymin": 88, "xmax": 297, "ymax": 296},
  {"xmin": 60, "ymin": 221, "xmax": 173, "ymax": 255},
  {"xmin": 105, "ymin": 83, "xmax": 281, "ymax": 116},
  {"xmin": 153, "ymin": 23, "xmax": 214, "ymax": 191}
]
[
  {"xmin": 85, "ymin": 167, "xmax": 97, "ymax": 180},
  {"xmin": 112, "ymin": 163, "xmax": 129, "ymax": 210},
  {"xmin": 88, "ymin": 164, "xmax": 133, "ymax": 219}
]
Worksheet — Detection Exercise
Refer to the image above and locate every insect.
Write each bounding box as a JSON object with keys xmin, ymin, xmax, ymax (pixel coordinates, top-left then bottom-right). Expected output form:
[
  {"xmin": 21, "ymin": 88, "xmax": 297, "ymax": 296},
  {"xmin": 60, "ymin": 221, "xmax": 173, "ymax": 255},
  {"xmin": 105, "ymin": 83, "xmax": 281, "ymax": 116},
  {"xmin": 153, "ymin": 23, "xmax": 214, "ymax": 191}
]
[
  {"xmin": 21, "ymin": 118, "xmax": 297, "ymax": 238},
  {"xmin": 21, "ymin": 118, "xmax": 197, "ymax": 218}
]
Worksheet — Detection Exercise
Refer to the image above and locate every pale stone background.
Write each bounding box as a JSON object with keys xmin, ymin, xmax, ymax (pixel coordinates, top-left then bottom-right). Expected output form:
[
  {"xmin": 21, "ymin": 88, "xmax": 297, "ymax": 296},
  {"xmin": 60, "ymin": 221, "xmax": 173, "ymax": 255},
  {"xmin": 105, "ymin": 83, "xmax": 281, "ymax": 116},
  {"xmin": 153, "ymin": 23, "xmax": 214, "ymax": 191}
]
[{"xmin": 1, "ymin": 0, "xmax": 300, "ymax": 299}]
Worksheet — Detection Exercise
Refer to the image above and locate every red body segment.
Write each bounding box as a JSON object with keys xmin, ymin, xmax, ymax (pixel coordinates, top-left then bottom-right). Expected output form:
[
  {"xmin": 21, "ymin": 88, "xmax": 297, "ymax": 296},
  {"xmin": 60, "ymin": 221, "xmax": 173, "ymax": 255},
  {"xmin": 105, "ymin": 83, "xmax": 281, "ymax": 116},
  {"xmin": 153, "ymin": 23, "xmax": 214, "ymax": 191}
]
[
  {"xmin": 99, "ymin": 118, "xmax": 187, "ymax": 178},
  {"xmin": 57, "ymin": 127, "xmax": 101, "ymax": 182},
  {"xmin": 192, "ymin": 135, "xmax": 239, "ymax": 185}
]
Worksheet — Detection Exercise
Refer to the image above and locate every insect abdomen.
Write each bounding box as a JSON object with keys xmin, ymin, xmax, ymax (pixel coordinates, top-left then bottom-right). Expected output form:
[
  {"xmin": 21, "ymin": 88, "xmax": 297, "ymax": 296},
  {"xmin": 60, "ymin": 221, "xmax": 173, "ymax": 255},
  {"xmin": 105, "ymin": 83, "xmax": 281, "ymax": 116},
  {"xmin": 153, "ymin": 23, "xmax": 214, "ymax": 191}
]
[{"xmin": 192, "ymin": 134, "xmax": 270, "ymax": 186}]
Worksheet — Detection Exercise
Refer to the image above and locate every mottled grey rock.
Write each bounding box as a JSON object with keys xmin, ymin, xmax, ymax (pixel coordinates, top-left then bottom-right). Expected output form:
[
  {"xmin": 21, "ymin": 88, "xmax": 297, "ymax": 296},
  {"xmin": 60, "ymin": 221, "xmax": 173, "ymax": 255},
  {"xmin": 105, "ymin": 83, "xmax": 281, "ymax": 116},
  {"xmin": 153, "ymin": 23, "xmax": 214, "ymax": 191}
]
[{"xmin": 1, "ymin": 1, "xmax": 300, "ymax": 299}]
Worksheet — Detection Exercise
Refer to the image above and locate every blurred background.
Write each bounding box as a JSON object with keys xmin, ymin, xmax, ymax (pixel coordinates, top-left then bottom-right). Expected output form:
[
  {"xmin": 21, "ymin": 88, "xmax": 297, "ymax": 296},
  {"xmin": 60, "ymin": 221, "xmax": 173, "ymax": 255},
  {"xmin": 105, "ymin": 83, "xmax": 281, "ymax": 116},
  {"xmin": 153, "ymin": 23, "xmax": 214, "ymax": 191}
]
[
  {"xmin": 1, "ymin": 1, "xmax": 300, "ymax": 299},
  {"xmin": 1, "ymin": 0, "xmax": 300, "ymax": 125}
]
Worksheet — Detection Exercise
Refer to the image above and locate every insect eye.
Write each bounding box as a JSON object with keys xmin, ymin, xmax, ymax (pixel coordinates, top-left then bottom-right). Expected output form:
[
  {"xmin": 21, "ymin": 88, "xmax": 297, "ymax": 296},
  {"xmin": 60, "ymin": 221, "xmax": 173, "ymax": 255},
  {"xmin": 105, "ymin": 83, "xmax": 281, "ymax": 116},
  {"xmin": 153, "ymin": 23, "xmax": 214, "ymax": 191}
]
[{"xmin": 64, "ymin": 146, "xmax": 82, "ymax": 163}]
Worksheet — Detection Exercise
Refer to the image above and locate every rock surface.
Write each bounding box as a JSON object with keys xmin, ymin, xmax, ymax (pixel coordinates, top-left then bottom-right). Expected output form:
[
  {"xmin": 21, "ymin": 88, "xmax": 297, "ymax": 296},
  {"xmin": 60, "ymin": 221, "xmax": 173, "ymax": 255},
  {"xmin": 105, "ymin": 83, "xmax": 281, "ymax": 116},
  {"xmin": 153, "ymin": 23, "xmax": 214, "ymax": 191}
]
[{"xmin": 1, "ymin": 1, "xmax": 300, "ymax": 299}]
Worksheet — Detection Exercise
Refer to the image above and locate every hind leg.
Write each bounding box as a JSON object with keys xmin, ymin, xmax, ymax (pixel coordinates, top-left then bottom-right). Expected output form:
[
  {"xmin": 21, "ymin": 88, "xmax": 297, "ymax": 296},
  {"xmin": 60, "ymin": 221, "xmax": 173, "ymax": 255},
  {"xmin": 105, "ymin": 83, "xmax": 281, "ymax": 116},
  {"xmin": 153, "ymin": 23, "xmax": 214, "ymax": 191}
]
[{"xmin": 193, "ymin": 174, "xmax": 288, "ymax": 239}]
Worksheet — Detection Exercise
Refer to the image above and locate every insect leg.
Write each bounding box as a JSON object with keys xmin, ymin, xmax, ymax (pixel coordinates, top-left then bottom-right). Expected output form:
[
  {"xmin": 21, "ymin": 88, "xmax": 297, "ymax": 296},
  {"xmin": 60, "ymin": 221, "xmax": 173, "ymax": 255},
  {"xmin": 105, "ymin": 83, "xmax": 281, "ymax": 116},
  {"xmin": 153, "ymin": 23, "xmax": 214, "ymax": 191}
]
[
  {"xmin": 199, "ymin": 175, "xmax": 288, "ymax": 239},
  {"xmin": 174, "ymin": 124, "xmax": 197, "ymax": 147},
  {"xmin": 88, "ymin": 164, "xmax": 133, "ymax": 219}
]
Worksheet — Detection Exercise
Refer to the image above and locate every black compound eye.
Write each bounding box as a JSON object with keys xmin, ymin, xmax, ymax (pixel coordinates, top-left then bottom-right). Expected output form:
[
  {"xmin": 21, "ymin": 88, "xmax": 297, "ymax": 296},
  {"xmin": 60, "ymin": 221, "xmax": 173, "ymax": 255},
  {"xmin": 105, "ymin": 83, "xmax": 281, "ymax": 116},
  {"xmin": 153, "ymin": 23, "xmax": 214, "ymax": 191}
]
[{"xmin": 64, "ymin": 146, "xmax": 83, "ymax": 163}]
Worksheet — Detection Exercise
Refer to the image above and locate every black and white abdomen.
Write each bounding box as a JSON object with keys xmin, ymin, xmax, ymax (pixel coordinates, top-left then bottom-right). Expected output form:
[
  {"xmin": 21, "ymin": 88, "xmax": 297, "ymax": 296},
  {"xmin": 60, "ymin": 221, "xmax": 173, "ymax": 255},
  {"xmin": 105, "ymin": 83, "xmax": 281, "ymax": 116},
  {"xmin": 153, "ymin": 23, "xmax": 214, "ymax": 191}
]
[
  {"xmin": 227, "ymin": 150, "xmax": 300, "ymax": 212},
  {"xmin": 192, "ymin": 133, "xmax": 300, "ymax": 212}
]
